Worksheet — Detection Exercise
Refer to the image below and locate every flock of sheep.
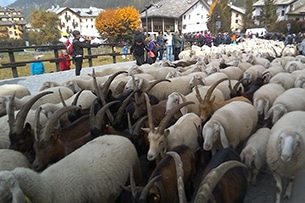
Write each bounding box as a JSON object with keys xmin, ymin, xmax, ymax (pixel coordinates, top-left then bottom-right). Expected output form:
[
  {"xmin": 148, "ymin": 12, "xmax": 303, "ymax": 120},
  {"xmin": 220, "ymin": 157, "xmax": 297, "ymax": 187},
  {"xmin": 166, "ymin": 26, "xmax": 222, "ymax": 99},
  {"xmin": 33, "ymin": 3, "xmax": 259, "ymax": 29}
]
[{"xmin": 0, "ymin": 37, "xmax": 305, "ymax": 203}]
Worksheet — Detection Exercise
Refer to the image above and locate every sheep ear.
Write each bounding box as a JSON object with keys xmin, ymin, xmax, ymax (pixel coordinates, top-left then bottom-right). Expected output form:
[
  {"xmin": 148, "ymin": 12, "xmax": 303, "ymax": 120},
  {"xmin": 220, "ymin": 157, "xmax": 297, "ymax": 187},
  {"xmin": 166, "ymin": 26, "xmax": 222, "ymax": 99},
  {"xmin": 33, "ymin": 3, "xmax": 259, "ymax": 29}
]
[
  {"xmin": 141, "ymin": 127, "xmax": 150, "ymax": 133},
  {"xmin": 219, "ymin": 123, "xmax": 229, "ymax": 148},
  {"xmin": 164, "ymin": 129, "xmax": 170, "ymax": 137},
  {"xmin": 8, "ymin": 175, "xmax": 26, "ymax": 203},
  {"xmin": 263, "ymin": 99, "xmax": 270, "ymax": 118},
  {"xmin": 265, "ymin": 107, "xmax": 272, "ymax": 120}
]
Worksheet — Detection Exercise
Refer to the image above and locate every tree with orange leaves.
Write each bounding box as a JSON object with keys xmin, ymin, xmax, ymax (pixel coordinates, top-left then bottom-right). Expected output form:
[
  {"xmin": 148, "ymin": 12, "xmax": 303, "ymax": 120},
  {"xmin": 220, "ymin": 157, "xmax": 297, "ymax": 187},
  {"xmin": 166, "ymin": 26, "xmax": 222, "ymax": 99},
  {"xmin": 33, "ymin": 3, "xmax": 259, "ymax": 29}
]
[{"xmin": 95, "ymin": 6, "xmax": 141, "ymax": 43}]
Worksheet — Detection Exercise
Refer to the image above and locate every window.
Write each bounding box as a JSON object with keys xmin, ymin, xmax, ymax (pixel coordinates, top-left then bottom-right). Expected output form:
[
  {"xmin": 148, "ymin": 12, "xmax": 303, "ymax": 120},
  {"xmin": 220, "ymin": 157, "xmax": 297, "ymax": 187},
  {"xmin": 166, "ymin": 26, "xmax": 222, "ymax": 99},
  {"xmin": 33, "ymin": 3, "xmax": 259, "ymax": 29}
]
[
  {"xmin": 189, "ymin": 15, "xmax": 190, "ymax": 20},
  {"xmin": 183, "ymin": 15, "xmax": 186, "ymax": 20},
  {"xmin": 281, "ymin": 10, "xmax": 285, "ymax": 16},
  {"xmin": 235, "ymin": 19, "xmax": 238, "ymax": 23},
  {"xmin": 236, "ymin": 13, "xmax": 239, "ymax": 17}
]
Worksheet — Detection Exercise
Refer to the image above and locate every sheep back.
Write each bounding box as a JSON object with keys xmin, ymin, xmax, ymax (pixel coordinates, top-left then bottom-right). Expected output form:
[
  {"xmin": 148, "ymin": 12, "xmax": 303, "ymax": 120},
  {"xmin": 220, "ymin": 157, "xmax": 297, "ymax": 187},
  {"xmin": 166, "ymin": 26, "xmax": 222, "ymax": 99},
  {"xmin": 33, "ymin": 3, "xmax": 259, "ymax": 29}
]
[
  {"xmin": 0, "ymin": 135, "xmax": 140, "ymax": 203},
  {"xmin": 0, "ymin": 84, "xmax": 31, "ymax": 98}
]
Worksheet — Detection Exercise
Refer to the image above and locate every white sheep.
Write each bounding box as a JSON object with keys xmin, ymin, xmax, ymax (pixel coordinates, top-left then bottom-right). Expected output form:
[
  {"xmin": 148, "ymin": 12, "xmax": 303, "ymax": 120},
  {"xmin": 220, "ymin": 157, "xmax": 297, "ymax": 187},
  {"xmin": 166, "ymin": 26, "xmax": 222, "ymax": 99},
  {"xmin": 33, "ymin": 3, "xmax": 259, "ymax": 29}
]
[
  {"xmin": 291, "ymin": 69, "xmax": 305, "ymax": 88},
  {"xmin": 253, "ymin": 83, "xmax": 286, "ymax": 117},
  {"xmin": 202, "ymin": 101, "xmax": 258, "ymax": 153},
  {"xmin": 240, "ymin": 127, "xmax": 271, "ymax": 185},
  {"xmin": 261, "ymin": 64, "xmax": 284, "ymax": 83},
  {"xmin": 242, "ymin": 64, "xmax": 266, "ymax": 84},
  {"xmin": 219, "ymin": 66, "xmax": 244, "ymax": 81},
  {"xmin": 269, "ymin": 72, "xmax": 295, "ymax": 90},
  {"xmin": 266, "ymin": 111, "xmax": 305, "ymax": 203},
  {"xmin": 0, "ymin": 84, "xmax": 31, "ymax": 98},
  {"xmin": 284, "ymin": 60, "xmax": 305, "ymax": 73},
  {"xmin": 0, "ymin": 135, "xmax": 140, "ymax": 203},
  {"xmin": 0, "ymin": 149, "xmax": 32, "ymax": 171},
  {"xmin": 265, "ymin": 88, "xmax": 305, "ymax": 124},
  {"xmin": 189, "ymin": 72, "xmax": 228, "ymax": 88}
]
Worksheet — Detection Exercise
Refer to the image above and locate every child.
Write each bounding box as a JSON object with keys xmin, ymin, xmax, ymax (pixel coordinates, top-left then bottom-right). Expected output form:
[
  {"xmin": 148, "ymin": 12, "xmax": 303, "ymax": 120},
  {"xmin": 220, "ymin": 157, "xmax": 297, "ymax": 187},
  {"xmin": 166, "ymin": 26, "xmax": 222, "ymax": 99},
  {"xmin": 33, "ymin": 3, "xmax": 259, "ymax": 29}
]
[
  {"xmin": 145, "ymin": 36, "xmax": 158, "ymax": 64},
  {"xmin": 59, "ymin": 49, "xmax": 71, "ymax": 71},
  {"xmin": 30, "ymin": 55, "xmax": 45, "ymax": 75}
]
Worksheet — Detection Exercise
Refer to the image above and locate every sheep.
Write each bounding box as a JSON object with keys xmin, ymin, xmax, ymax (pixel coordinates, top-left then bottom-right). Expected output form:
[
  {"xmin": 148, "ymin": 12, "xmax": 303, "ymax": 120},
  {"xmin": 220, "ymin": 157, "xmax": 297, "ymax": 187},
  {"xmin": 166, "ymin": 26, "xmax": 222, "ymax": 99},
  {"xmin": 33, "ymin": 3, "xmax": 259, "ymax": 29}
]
[
  {"xmin": 201, "ymin": 101, "xmax": 258, "ymax": 153},
  {"xmin": 261, "ymin": 64, "xmax": 285, "ymax": 83},
  {"xmin": 142, "ymin": 93, "xmax": 201, "ymax": 161},
  {"xmin": 219, "ymin": 66, "xmax": 243, "ymax": 81},
  {"xmin": 291, "ymin": 69, "xmax": 305, "ymax": 88},
  {"xmin": 242, "ymin": 64, "xmax": 266, "ymax": 85},
  {"xmin": 246, "ymin": 54, "xmax": 271, "ymax": 68},
  {"xmin": 0, "ymin": 135, "xmax": 141, "ymax": 203},
  {"xmin": 265, "ymin": 88, "xmax": 305, "ymax": 124},
  {"xmin": 240, "ymin": 127, "xmax": 271, "ymax": 185},
  {"xmin": 283, "ymin": 60, "xmax": 305, "ymax": 73},
  {"xmin": 269, "ymin": 72, "xmax": 295, "ymax": 90},
  {"xmin": 0, "ymin": 84, "xmax": 31, "ymax": 98},
  {"xmin": 189, "ymin": 72, "xmax": 228, "ymax": 88},
  {"xmin": 266, "ymin": 111, "xmax": 305, "ymax": 203},
  {"xmin": 0, "ymin": 149, "xmax": 32, "ymax": 171},
  {"xmin": 38, "ymin": 81, "xmax": 61, "ymax": 91},
  {"xmin": 253, "ymin": 83, "xmax": 286, "ymax": 118},
  {"xmin": 195, "ymin": 147, "xmax": 248, "ymax": 203}
]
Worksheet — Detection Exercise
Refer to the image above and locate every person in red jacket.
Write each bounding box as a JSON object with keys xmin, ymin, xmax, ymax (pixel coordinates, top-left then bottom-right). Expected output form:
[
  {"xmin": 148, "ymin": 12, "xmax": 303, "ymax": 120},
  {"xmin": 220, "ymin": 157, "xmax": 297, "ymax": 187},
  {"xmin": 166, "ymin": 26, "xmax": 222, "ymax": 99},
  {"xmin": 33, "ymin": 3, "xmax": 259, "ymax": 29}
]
[{"xmin": 59, "ymin": 49, "xmax": 71, "ymax": 71}]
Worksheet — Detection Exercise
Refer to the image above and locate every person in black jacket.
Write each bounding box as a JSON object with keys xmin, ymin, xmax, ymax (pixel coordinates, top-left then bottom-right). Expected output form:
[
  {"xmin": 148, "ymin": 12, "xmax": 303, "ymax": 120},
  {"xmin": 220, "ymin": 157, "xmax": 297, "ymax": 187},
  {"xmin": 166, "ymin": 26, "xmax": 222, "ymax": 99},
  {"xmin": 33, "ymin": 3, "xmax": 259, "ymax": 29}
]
[
  {"xmin": 130, "ymin": 27, "xmax": 146, "ymax": 66},
  {"xmin": 72, "ymin": 30, "xmax": 97, "ymax": 76}
]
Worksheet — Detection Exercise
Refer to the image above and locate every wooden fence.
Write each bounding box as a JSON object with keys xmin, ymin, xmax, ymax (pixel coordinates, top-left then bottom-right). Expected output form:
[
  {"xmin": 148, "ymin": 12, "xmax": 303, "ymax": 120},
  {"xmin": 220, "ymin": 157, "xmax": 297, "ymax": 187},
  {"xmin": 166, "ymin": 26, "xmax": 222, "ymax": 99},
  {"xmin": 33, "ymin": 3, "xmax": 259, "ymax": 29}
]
[{"xmin": 0, "ymin": 44, "xmax": 131, "ymax": 78}]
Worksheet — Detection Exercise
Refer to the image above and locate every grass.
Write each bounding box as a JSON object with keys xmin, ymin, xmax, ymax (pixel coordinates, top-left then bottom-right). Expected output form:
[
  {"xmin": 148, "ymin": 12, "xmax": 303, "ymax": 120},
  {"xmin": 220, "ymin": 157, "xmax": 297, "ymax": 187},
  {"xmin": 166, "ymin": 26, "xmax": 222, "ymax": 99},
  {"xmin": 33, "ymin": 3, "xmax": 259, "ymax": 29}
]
[{"xmin": 0, "ymin": 46, "xmax": 133, "ymax": 80}]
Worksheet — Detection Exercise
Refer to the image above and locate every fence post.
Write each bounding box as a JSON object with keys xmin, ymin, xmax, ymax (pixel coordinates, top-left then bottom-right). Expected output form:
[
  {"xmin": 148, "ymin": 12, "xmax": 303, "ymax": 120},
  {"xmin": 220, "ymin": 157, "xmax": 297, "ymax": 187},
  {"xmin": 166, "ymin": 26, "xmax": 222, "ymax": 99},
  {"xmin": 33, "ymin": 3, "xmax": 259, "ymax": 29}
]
[
  {"xmin": 112, "ymin": 45, "xmax": 116, "ymax": 63},
  {"xmin": 53, "ymin": 48, "xmax": 60, "ymax": 72},
  {"xmin": 87, "ymin": 47, "xmax": 93, "ymax": 67},
  {"xmin": 8, "ymin": 49, "xmax": 18, "ymax": 78}
]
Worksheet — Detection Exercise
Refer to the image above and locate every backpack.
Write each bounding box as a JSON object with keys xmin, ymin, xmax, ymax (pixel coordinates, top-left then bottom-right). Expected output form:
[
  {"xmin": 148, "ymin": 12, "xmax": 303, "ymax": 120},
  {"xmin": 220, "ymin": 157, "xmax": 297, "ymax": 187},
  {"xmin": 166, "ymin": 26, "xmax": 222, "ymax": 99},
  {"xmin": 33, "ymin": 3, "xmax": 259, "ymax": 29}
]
[{"xmin": 65, "ymin": 39, "xmax": 74, "ymax": 55}]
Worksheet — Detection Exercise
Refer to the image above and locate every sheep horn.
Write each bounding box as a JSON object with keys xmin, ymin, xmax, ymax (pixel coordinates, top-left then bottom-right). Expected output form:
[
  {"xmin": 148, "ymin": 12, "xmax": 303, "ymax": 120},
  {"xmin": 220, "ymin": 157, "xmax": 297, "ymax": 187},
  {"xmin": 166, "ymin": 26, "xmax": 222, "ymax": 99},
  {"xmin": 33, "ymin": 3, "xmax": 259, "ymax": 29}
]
[
  {"xmin": 166, "ymin": 151, "xmax": 187, "ymax": 203},
  {"xmin": 90, "ymin": 100, "xmax": 120, "ymax": 135},
  {"xmin": 34, "ymin": 107, "xmax": 42, "ymax": 141},
  {"xmin": 139, "ymin": 175, "xmax": 162, "ymax": 201},
  {"xmin": 114, "ymin": 90, "xmax": 136, "ymax": 124},
  {"xmin": 144, "ymin": 93, "xmax": 154, "ymax": 132},
  {"xmin": 232, "ymin": 78, "xmax": 246, "ymax": 93},
  {"xmin": 58, "ymin": 89, "xmax": 67, "ymax": 107},
  {"xmin": 144, "ymin": 79, "xmax": 171, "ymax": 93},
  {"xmin": 194, "ymin": 85, "xmax": 203, "ymax": 104},
  {"xmin": 157, "ymin": 101, "xmax": 194, "ymax": 134},
  {"xmin": 71, "ymin": 89, "xmax": 85, "ymax": 106},
  {"xmin": 12, "ymin": 91, "xmax": 53, "ymax": 134},
  {"xmin": 202, "ymin": 78, "xmax": 228, "ymax": 104},
  {"xmin": 7, "ymin": 92, "xmax": 16, "ymax": 130},
  {"xmin": 92, "ymin": 69, "xmax": 115, "ymax": 124},
  {"xmin": 129, "ymin": 165, "xmax": 137, "ymax": 198},
  {"xmin": 194, "ymin": 160, "xmax": 246, "ymax": 203},
  {"xmin": 102, "ymin": 70, "xmax": 128, "ymax": 96},
  {"xmin": 43, "ymin": 106, "xmax": 79, "ymax": 141},
  {"xmin": 131, "ymin": 116, "xmax": 148, "ymax": 137}
]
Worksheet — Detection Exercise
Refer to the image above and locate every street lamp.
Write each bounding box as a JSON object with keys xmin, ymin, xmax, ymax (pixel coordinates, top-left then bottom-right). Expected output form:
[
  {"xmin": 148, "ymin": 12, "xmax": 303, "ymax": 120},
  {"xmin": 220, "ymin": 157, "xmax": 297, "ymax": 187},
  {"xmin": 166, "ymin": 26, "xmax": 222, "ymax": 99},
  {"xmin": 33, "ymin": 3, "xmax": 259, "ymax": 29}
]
[{"xmin": 143, "ymin": 3, "xmax": 162, "ymax": 36}]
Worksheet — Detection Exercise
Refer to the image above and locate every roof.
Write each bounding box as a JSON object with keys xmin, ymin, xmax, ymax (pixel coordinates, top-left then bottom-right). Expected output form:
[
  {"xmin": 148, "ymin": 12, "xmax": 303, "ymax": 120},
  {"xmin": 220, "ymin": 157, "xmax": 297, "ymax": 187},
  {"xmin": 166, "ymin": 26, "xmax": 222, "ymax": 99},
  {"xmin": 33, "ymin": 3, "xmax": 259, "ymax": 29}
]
[
  {"xmin": 253, "ymin": 0, "xmax": 297, "ymax": 6},
  {"xmin": 229, "ymin": 4, "xmax": 245, "ymax": 14},
  {"xmin": 139, "ymin": 0, "xmax": 209, "ymax": 18},
  {"xmin": 288, "ymin": 4, "xmax": 305, "ymax": 14},
  {"xmin": 47, "ymin": 6, "xmax": 104, "ymax": 17}
]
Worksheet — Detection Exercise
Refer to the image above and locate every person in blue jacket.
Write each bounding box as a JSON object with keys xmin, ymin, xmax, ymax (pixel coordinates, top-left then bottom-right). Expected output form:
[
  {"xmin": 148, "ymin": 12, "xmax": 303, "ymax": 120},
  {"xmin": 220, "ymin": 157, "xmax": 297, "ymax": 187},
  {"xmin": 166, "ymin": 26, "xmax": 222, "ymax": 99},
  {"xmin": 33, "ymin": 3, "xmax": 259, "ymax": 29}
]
[{"xmin": 30, "ymin": 55, "xmax": 45, "ymax": 75}]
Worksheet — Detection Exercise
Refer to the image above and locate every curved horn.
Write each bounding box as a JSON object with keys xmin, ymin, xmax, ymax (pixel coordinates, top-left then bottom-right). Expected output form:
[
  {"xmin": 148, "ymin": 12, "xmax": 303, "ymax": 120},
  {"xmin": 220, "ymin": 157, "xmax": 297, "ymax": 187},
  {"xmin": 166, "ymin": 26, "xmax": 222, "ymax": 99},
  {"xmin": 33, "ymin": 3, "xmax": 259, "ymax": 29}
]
[
  {"xmin": 144, "ymin": 93, "xmax": 154, "ymax": 132},
  {"xmin": 7, "ymin": 92, "xmax": 16, "ymax": 130},
  {"xmin": 144, "ymin": 79, "xmax": 171, "ymax": 93},
  {"xmin": 203, "ymin": 78, "xmax": 228, "ymax": 104},
  {"xmin": 232, "ymin": 78, "xmax": 246, "ymax": 93},
  {"xmin": 13, "ymin": 91, "xmax": 53, "ymax": 134},
  {"xmin": 91, "ymin": 100, "xmax": 120, "ymax": 134},
  {"xmin": 102, "ymin": 70, "xmax": 128, "ymax": 96},
  {"xmin": 139, "ymin": 175, "xmax": 162, "ymax": 201},
  {"xmin": 166, "ymin": 151, "xmax": 187, "ymax": 203},
  {"xmin": 114, "ymin": 90, "xmax": 136, "ymax": 124},
  {"xmin": 34, "ymin": 107, "xmax": 42, "ymax": 141},
  {"xmin": 194, "ymin": 85, "xmax": 203, "ymax": 104},
  {"xmin": 71, "ymin": 89, "xmax": 85, "ymax": 106},
  {"xmin": 157, "ymin": 101, "xmax": 194, "ymax": 134},
  {"xmin": 58, "ymin": 89, "xmax": 67, "ymax": 107},
  {"xmin": 132, "ymin": 116, "xmax": 148, "ymax": 137},
  {"xmin": 43, "ymin": 106, "xmax": 78, "ymax": 140},
  {"xmin": 194, "ymin": 160, "xmax": 246, "ymax": 203}
]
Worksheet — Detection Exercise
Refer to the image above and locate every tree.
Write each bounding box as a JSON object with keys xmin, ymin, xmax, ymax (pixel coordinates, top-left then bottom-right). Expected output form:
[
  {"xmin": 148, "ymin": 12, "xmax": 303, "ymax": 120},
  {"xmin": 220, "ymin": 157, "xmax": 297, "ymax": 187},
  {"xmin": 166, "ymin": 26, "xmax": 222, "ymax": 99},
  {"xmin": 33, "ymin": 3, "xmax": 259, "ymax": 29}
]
[
  {"xmin": 242, "ymin": 0, "xmax": 255, "ymax": 32},
  {"xmin": 28, "ymin": 9, "xmax": 61, "ymax": 45},
  {"xmin": 260, "ymin": 0, "xmax": 277, "ymax": 31},
  {"xmin": 95, "ymin": 6, "xmax": 141, "ymax": 43},
  {"xmin": 207, "ymin": 0, "xmax": 231, "ymax": 33}
]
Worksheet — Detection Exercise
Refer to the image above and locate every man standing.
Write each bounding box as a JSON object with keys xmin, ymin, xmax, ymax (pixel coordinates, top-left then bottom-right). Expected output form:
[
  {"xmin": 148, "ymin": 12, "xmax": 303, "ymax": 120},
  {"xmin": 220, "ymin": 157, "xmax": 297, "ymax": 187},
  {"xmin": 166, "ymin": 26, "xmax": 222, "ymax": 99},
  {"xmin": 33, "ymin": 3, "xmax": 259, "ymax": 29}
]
[
  {"xmin": 130, "ymin": 27, "xmax": 146, "ymax": 66},
  {"xmin": 173, "ymin": 29, "xmax": 183, "ymax": 61},
  {"xmin": 72, "ymin": 30, "xmax": 96, "ymax": 76},
  {"xmin": 164, "ymin": 29, "xmax": 173, "ymax": 61},
  {"xmin": 156, "ymin": 30, "xmax": 165, "ymax": 61},
  {"xmin": 298, "ymin": 34, "xmax": 305, "ymax": 56}
]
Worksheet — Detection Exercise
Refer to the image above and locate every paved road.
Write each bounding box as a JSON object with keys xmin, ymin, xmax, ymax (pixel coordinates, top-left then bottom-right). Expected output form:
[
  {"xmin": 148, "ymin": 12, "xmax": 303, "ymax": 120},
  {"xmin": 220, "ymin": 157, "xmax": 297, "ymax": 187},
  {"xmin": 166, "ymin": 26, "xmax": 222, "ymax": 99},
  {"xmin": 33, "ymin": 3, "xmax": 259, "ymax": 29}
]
[{"xmin": 1, "ymin": 61, "xmax": 305, "ymax": 203}]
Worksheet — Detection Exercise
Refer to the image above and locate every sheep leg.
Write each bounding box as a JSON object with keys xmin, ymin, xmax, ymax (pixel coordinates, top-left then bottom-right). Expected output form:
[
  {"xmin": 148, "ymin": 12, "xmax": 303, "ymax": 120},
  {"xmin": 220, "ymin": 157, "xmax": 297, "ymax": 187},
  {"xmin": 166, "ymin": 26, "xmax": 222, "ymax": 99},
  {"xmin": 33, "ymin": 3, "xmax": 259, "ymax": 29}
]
[
  {"xmin": 284, "ymin": 176, "xmax": 294, "ymax": 199},
  {"xmin": 272, "ymin": 172, "xmax": 282, "ymax": 203},
  {"xmin": 250, "ymin": 168, "xmax": 259, "ymax": 185}
]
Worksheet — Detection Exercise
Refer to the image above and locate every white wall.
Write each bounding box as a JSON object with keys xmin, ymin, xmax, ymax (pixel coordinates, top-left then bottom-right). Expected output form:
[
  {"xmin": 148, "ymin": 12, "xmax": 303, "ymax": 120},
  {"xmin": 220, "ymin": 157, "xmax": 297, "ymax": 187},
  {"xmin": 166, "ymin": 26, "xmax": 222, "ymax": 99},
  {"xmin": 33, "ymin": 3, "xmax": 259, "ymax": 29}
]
[{"xmin": 182, "ymin": 1, "xmax": 208, "ymax": 33}]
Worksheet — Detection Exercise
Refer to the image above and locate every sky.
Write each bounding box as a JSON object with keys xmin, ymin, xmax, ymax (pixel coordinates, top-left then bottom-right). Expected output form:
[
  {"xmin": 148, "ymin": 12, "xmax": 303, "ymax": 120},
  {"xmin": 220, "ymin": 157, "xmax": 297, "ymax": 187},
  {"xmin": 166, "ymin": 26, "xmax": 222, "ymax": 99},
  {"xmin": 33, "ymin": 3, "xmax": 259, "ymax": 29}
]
[{"xmin": 0, "ymin": 0, "xmax": 16, "ymax": 7}]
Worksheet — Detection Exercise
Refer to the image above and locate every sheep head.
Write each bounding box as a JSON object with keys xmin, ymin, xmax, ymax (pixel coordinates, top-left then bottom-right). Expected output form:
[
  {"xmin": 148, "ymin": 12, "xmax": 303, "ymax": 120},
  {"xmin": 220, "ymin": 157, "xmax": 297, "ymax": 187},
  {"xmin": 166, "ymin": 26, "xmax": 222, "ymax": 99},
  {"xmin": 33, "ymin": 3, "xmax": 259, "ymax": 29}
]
[
  {"xmin": 265, "ymin": 104, "xmax": 287, "ymax": 124},
  {"xmin": 278, "ymin": 129, "xmax": 301, "ymax": 162},
  {"xmin": 142, "ymin": 93, "xmax": 194, "ymax": 161},
  {"xmin": 202, "ymin": 120, "xmax": 228, "ymax": 151}
]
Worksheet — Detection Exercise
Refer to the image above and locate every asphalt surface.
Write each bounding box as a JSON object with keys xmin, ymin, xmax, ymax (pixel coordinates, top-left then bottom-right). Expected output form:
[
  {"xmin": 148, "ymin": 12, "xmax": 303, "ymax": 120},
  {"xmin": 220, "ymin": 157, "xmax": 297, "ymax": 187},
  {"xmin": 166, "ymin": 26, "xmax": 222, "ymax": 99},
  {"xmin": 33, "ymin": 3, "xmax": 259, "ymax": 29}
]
[{"xmin": 1, "ymin": 61, "xmax": 305, "ymax": 203}]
